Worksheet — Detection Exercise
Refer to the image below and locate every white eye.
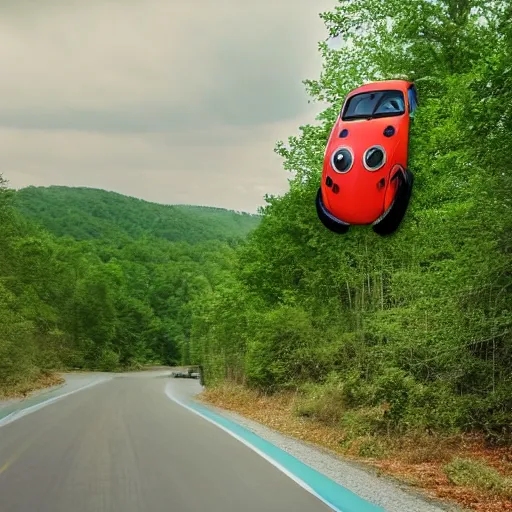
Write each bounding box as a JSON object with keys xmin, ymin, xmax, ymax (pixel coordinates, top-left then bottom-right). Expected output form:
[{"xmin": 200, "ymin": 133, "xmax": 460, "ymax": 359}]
[
  {"xmin": 363, "ymin": 146, "xmax": 386, "ymax": 171},
  {"xmin": 330, "ymin": 147, "xmax": 354, "ymax": 173}
]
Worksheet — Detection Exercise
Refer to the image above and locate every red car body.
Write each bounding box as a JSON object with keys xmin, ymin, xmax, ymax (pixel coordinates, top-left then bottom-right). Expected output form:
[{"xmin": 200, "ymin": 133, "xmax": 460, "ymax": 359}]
[{"xmin": 316, "ymin": 80, "xmax": 417, "ymax": 235}]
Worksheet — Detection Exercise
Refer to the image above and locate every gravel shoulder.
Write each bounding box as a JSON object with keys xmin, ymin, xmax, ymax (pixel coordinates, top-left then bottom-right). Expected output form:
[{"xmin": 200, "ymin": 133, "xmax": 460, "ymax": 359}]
[{"xmin": 171, "ymin": 379, "xmax": 466, "ymax": 512}]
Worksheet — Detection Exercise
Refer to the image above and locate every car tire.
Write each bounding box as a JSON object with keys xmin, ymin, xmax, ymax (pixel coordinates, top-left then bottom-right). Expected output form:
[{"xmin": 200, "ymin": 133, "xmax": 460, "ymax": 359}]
[
  {"xmin": 315, "ymin": 188, "xmax": 350, "ymax": 234},
  {"xmin": 372, "ymin": 169, "xmax": 414, "ymax": 236}
]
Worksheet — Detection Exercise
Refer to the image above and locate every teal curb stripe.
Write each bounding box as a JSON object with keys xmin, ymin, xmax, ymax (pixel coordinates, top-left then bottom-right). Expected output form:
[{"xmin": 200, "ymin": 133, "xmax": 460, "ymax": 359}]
[
  {"xmin": 0, "ymin": 386, "xmax": 65, "ymax": 422},
  {"xmin": 0, "ymin": 378, "xmax": 112, "ymax": 427},
  {"xmin": 187, "ymin": 400, "xmax": 386, "ymax": 512}
]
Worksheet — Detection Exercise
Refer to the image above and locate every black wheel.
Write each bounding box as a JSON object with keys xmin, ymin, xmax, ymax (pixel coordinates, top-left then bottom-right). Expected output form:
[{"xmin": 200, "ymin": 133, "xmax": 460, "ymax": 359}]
[
  {"xmin": 372, "ymin": 169, "xmax": 414, "ymax": 236},
  {"xmin": 315, "ymin": 188, "xmax": 350, "ymax": 234}
]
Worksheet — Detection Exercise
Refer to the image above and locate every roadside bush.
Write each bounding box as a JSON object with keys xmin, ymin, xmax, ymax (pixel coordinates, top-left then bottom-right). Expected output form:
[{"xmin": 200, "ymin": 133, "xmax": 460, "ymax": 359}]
[
  {"xmin": 356, "ymin": 436, "xmax": 389, "ymax": 459},
  {"xmin": 295, "ymin": 368, "xmax": 471, "ymax": 437},
  {"xmin": 0, "ymin": 288, "xmax": 40, "ymax": 395},
  {"xmin": 466, "ymin": 385, "xmax": 512, "ymax": 445},
  {"xmin": 444, "ymin": 458, "xmax": 512, "ymax": 498},
  {"xmin": 293, "ymin": 373, "xmax": 347, "ymax": 425},
  {"xmin": 245, "ymin": 306, "xmax": 317, "ymax": 391},
  {"xmin": 98, "ymin": 348, "xmax": 120, "ymax": 371},
  {"xmin": 340, "ymin": 406, "xmax": 388, "ymax": 438}
]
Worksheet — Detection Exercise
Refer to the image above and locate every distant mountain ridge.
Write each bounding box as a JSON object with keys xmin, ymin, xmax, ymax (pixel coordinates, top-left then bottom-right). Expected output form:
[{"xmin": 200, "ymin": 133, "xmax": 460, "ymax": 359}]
[{"xmin": 14, "ymin": 186, "xmax": 261, "ymax": 244}]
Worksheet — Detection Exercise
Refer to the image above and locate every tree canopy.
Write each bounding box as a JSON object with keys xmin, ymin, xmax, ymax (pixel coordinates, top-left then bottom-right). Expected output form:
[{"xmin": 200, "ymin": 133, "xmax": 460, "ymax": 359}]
[
  {"xmin": 0, "ymin": 181, "xmax": 247, "ymax": 394},
  {"xmin": 188, "ymin": 0, "xmax": 512, "ymax": 443},
  {"xmin": 15, "ymin": 186, "xmax": 260, "ymax": 244}
]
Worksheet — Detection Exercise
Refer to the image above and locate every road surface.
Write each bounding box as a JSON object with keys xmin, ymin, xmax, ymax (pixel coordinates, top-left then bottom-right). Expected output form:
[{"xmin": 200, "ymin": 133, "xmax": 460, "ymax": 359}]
[{"xmin": 0, "ymin": 372, "xmax": 333, "ymax": 512}]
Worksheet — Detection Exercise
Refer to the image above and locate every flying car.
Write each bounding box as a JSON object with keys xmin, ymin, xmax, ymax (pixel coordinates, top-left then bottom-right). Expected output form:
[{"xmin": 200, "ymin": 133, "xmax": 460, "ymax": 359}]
[{"xmin": 316, "ymin": 80, "xmax": 418, "ymax": 236}]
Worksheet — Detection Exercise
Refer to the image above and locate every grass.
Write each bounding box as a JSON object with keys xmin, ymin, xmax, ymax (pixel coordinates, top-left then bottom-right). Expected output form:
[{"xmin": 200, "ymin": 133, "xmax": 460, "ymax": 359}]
[
  {"xmin": 199, "ymin": 382, "xmax": 512, "ymax": 512},
  {"xmin": 444, "ymin": 458, "xmax": 512, "ymax": 499}
]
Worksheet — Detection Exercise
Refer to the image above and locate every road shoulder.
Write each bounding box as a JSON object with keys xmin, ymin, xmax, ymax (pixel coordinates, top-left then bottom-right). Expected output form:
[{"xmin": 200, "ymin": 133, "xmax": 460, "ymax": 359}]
[
  {"xmin": 0, "ymin": 372, "xmax": 112, "ymax": 427},
  {"xmin": 166, "ymin": 378, "xmax": 463, "ymax": 512}
]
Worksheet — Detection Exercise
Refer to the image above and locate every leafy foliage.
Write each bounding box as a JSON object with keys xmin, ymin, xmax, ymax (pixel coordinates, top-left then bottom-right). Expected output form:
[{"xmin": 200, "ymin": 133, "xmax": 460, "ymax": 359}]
[
  {"xmin": 0, "ymin": 179, "xmax": 244, "ymax": 393},
  {"xmin": 189, "ymin": 0, "xmax": 512, "ymax": 444},
  {"xmin": 14, "ymin": 186, "xmax": 260, "ymax": 244},
  {"xmin": 444, "ymin": 458, "xmax": 512, "ymax": 498}
]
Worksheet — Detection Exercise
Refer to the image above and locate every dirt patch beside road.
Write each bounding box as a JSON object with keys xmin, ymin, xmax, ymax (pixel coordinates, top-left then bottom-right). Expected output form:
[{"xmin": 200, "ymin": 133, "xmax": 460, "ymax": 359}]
[{"xmin": 0, "ymin": 372, "xmax": 64, "ymax": 401}]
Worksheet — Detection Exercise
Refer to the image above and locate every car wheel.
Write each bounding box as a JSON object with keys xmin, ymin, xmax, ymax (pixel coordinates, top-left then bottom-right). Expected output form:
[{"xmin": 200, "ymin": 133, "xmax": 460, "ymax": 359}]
[
  {"xmin": 315, "ymin": 188, "xmax": 350, "ymax": 234},
  {"xmin": 372, "ymin": 169, "xmax": 414, "ymax": 236}
]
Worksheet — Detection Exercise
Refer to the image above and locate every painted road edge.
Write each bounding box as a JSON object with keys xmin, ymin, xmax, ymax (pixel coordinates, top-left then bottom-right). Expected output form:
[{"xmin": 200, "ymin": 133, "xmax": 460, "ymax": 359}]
[
  {"xmin": 0, "ymin": 377, "xmax": 113, "ymax": 428},
  {"xmin": 165, "ymin": 383, "xmax": 386, "ymax": 512}
]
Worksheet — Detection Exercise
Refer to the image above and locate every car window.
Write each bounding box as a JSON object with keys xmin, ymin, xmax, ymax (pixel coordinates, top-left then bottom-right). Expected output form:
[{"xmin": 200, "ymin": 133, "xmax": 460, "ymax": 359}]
[
  {"xmin": 408, "ymin": 86, "xmax": 419, "ymax": 116},
  {"xmin": 342, "ymin": 90, "xmax": 405, "ymax": 120},
  {"xmin": 374, "ymin": 92, "xmax": 405, "ymax": 115}
]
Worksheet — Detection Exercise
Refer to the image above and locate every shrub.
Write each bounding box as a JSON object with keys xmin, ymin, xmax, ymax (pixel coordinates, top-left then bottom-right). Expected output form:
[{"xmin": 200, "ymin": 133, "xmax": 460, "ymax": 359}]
[
  {"xmin": 293, "ymin": 374, "xmax": 347, "ymax": 425},
  {"xmin": 444, "ymin": 458, "xmax": 512, "ymax": 498},
  {"xmin": 98, "ymin": 348, "xmax": 120, "ymax": 371}
]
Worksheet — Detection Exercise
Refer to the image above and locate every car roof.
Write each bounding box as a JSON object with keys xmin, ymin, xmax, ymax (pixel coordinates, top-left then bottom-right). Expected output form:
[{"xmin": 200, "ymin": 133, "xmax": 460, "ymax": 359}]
[{"xmin": 348, "ymin": 80, "xmax": 413, "ymax": 97}]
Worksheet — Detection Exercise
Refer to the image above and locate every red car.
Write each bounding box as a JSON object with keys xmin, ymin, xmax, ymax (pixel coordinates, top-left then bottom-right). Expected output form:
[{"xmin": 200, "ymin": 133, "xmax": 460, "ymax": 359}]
[{"xmin": 316, "ymin": 80, "xmax": 418, "ymax": 235}]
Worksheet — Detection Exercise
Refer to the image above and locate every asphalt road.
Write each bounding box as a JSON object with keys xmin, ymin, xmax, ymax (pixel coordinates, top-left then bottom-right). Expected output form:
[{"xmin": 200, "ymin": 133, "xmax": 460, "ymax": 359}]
[{"xmin": 0, "ymin": 373, "xmax": 333, "ymax": 512}]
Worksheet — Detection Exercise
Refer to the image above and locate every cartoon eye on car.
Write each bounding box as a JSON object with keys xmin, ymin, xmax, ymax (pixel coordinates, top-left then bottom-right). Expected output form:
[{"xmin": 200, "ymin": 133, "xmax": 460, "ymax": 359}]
[{"xmin": 316, "ymin": 80, "xmax": 418, "ymax": 236}]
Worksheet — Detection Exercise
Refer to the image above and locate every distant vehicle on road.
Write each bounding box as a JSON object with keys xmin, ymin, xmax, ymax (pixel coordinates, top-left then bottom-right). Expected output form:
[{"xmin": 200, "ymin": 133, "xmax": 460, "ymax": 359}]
[
  {"xmin": 171, "ymin": 368, "xmax": 200, "ymax": 379},
  {"xmin": 171, "ymin": 371, "xmax": 189, "ymax": 378}
]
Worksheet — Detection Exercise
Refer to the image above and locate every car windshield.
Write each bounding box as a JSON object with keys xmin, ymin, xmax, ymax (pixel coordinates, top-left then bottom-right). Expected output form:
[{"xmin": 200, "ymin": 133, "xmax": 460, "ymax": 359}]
[{"xmin": 342, "ymin": 90, "xmax": 405, "ymax": 120}]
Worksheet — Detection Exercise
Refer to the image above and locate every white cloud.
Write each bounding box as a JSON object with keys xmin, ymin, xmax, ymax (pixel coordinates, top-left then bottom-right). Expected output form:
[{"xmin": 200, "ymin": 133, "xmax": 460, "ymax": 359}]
[{"xmin": 1, "ymin": 0, "xmax": 335, "ymax": 211}]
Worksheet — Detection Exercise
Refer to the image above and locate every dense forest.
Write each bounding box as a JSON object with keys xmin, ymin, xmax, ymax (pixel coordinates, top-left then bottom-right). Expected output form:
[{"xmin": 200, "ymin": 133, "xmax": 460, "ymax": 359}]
[
  {"xmin": 1, "ymin": 0, "xmax": 511, "ymax": 448},
  {"xmin": 0, "ymin": 182, "xmax": 252, "ymax": 395},
  {"xmin": 189, "ymin": 0, "xmax": 512, "ymax": 444},
  {"xmin": 16, "ymin": 186, "xmax": 259, "ymax": 244}
]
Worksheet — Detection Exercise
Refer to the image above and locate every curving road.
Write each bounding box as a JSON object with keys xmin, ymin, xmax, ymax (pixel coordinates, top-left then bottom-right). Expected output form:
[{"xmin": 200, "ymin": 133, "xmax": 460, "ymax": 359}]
[{"xmin": 0, "ymin": 372, "xmax": 333, "ymax": 512}]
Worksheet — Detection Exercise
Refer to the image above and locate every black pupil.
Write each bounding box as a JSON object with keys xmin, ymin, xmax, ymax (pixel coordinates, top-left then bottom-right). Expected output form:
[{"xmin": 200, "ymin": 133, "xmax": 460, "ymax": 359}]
[
  {"xmin": 333, "ymin": 149, "xmax": 352, "ymax": 172},
  {"xmin": 366, "ymin": 148, "xmax": 384, "ymax": 168}
]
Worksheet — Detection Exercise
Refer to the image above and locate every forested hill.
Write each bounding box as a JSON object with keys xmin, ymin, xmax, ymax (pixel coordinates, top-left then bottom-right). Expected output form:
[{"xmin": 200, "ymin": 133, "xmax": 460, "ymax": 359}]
[
  {"xmin": 14, "ymin": 186, "xmax": 260, "ymax": 243},
  {"xmin": 1, "ymin": 176, "xmax": 257, "ymax": 394}
]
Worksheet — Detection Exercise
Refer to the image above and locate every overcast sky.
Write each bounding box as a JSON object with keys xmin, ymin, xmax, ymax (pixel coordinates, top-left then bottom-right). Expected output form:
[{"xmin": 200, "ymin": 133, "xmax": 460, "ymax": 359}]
[{"xmin": 0, "ymin": 0, "xmax": 334, "ymax": 212}]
